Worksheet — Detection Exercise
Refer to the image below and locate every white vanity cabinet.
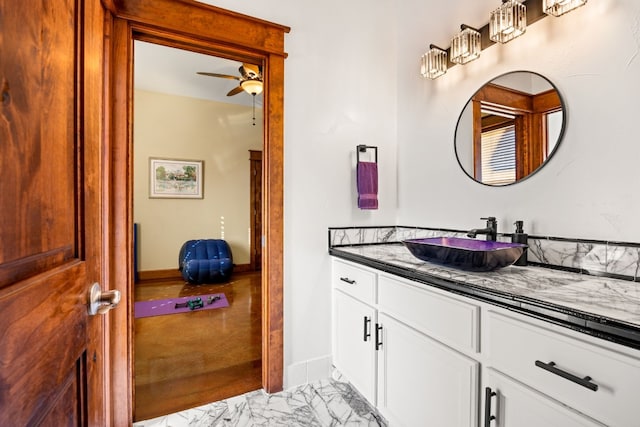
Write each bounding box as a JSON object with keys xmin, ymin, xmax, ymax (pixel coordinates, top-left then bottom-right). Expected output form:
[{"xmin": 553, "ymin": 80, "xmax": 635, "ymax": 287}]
[
  {"xmin": 332, "ymin": 259, "xmax": 480, "ymax": 427},
  {"xmin": 332, "ymin": 259, "xmax": 377, "ymax": 404},
  {"xmin": 484, "ymin": 310, "xmax": 640, "ymax": 427},
  {"xmin": 376, "ymin": 274, "xmax": 480, "ymax": 427},
  {"xmin": 332, "ymin": 257, "xmax": 640, "ymax": 427}
]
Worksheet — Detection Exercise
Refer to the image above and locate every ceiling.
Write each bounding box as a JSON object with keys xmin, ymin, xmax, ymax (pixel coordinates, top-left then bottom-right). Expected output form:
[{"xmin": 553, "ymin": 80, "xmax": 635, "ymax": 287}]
[{"xmin": 133, "ymin": 41, "xmax": 262, "ymax": 108}]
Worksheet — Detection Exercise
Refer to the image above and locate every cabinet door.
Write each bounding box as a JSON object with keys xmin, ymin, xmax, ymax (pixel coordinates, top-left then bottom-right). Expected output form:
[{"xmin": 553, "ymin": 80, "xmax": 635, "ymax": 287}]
[
  {"xmin": 377, "ymin": 313, "xmax": 479, "ymax": 427},
  {"xmin": 483, "ymin": 369, "xmax": 605, "ymax": 427},
  {"xmin": 333, "ymin": 290, "xmax": 377, "ymax": 405}
]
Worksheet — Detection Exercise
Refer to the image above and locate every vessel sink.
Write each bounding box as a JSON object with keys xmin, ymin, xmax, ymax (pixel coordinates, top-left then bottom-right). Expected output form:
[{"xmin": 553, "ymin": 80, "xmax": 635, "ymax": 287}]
[{"xmin": 403, "ymin": 237, "xmax": 527, "ymax": 272}]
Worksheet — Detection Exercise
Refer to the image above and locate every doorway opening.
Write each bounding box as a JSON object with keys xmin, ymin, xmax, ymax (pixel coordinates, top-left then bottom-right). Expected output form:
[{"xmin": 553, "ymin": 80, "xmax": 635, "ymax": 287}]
[
  {"xmin": 132, "ymin": 42, "xmax": 264, "ymax": 420},
  {"xmin": 105, "ymin": 4, "xmax": 288, "ymax": 423}
]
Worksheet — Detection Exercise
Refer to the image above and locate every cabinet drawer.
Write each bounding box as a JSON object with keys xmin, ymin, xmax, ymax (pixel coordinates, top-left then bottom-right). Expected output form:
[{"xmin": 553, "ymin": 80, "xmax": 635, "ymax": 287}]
[
  {"xmin": 332, "ymin": 259, "xmax": 376, "ymax": 305},
  {"xmin": 378, "ymin": 274, "xmax": 479, "ymax": 354},
  {"xmin": 487, "ymin": 311, "xmax": 640, "ymax": 427}
]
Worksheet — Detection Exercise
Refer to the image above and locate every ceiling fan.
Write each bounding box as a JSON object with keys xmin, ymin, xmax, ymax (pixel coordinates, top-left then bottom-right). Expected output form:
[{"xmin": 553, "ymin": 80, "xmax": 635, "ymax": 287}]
[{"xmin": 197, "ymin": 63, "xmax": 263, "ymax": 96}]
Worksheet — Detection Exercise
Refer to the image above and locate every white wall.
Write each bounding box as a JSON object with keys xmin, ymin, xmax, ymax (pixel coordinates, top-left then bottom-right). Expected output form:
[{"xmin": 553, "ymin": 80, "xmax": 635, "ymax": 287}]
[
  {"xmin": 133, "ymin": 89, "xmax": 262, "ymax": 271},
  {"xmin": 197, "ymin": 0, "xmax": 640, "ymax": 389},
  {"xmin": 197, "ymin": 0, "xmax": 398, "ymax": 387},
  {"xmin": 398, "ymin": 0, "xmax": 640, "ymax": 242}
]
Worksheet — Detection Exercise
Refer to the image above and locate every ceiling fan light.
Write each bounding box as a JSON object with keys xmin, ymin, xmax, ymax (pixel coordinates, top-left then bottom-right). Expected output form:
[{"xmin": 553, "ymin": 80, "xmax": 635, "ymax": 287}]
[{"xmin": 240, "ymin": 79, "xmax": 263, "ymax": 95}]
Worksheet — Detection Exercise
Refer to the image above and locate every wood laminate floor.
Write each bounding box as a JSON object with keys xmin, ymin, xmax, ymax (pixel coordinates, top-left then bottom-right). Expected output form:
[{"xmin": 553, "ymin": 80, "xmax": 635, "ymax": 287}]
[{"xmin": 134, "ymin": 271, "xmax": 262, "ymax": 421}]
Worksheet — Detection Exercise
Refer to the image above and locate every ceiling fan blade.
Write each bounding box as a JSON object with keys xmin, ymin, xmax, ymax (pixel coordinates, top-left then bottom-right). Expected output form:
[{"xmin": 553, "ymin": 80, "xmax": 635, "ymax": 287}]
[
  {"xmin": 241, "ymin": 63, "xmax": 261, "ymax": 79},
  {"xmin": 197, "ymin": 72, "xmax": 240, "ymax": 80},
  {"xmin": 227, "ymin": 86, "xmax": 245, "ymax": 96}
]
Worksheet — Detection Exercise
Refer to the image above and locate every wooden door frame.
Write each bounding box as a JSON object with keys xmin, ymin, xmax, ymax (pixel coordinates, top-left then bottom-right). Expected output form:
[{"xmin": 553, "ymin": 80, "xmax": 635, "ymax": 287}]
[
  {"xmin": 103, "ymin": 1, "xmax": 288, "ymax": 424},
  {"xmin": 249, "ymin": 150, "xmax": 263, "ymax": 272}
]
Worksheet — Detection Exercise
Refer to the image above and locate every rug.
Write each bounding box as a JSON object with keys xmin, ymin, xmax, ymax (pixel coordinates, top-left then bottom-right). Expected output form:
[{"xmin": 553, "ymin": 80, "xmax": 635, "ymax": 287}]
[{"xmin": 134, "ymin": 293, "xmax": 229, "ymax": 319}]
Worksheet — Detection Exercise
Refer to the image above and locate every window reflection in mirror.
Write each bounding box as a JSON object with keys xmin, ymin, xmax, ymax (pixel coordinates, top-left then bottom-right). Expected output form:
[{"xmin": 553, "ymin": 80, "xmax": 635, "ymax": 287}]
[{"xmin": 455, "ymin": 71, "xmax": 565, "ymax": 186}]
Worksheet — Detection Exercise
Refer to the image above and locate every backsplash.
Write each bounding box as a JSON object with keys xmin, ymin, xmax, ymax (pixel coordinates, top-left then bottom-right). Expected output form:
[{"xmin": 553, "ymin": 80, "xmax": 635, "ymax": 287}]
[{"xmin": 328, "ymin": 226, "xmax": 640, "ymax": 281}]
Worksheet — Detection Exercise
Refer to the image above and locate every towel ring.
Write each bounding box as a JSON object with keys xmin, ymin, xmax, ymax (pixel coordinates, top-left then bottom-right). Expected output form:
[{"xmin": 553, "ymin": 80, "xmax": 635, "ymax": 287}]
[{"xmin": 357, "ymin": 145, "xmax": 378, "ymax": 164}]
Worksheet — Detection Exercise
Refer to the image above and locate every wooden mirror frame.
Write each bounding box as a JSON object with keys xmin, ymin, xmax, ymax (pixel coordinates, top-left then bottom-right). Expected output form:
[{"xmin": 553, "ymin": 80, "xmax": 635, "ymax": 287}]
[{"xmin": 103, "ymin": 1, "xmax": 289, "ymax": 424}]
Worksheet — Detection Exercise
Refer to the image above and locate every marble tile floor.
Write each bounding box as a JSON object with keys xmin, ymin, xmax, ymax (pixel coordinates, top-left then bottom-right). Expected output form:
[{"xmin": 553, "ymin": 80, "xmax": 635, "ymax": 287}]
[{"xmin": 133, "ymin": 377, "xmax": 387, "ymax": 427}]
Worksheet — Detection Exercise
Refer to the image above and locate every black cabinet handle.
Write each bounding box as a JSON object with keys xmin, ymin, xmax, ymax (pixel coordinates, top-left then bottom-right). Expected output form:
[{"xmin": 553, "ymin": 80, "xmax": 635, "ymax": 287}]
[
  {"xmin": 363, "ymin": 316, "xmax": 371, "ymax": 342},
  {"xmin": 535, "ymin": 360, "xmax": 599, "ymax": 392},
  {"xmin": 375, "ymin": 323, "xmax": 383, "ymax": 350},
  {"xmin": 339, "ymin": 277, "xmax": 356, "ymax": 284},
  {"xmin": 484, "ymin": 387, "xmax": 496, "ymax": 427}
]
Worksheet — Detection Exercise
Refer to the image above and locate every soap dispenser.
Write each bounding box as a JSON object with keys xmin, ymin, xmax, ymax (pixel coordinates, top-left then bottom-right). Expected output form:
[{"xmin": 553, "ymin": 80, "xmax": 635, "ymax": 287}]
[{"xmin": 512, "ymin": 220, "xmax": 528, "ymax": 266}]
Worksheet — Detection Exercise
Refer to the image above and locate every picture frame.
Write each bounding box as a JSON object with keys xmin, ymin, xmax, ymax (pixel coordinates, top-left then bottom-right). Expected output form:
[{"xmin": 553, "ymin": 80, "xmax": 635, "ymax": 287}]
[{"xmin": 149, "ymin": 157, "xmax": 204, "ymax": 199}]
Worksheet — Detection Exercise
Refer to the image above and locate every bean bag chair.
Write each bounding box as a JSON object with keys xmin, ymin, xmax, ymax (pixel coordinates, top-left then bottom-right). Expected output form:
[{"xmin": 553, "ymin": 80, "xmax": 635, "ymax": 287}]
[{"xmin": 179, "ymin": 239, "xmax": 233, "ymax": 284}]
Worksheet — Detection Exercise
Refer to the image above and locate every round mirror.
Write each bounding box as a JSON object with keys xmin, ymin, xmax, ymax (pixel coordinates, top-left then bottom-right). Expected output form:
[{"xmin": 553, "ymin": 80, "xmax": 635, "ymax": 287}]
[{"xmin": 454, "ymin": 71, "xmax": 566, "ymax": 186}]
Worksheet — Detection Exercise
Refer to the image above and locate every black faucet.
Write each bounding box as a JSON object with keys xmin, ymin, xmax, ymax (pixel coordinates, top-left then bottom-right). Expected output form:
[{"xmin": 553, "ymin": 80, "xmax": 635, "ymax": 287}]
[{"xmin": 467, "ymin": 217, "xmax": 498, "ymax": 241}]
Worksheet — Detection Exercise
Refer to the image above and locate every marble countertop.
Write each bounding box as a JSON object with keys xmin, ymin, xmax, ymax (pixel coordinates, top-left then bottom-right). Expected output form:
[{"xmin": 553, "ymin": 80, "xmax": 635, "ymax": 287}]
[{"xmin": 330, "ymin": 243, "xmax": 640, "ymax": 348}]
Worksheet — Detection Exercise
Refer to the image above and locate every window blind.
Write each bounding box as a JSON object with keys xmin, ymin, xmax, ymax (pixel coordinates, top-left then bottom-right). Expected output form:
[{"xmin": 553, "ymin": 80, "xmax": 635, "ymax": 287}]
[{"xmin": 480, "ymin": 125, "xmax": 516, "ymax": 185}]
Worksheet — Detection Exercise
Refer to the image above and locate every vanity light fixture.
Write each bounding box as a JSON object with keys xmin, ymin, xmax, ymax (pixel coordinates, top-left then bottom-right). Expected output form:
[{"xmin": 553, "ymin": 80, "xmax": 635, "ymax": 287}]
[
  {"xmin": 421, "ymin": 0, "xmax": 588, "ymax": 79},
  {"xmin": 450, "ymin": 25, "xmax": 482, "ymax": 65},
  {"xmin": 543, "ymin": 0, "xmax": 587, "ymax": 17},
  {"xmin": 489, "ymin": 0, "xmax": 527, "ymax": 43},
  {"xmin": 421, "ymin": 44, "xmax": 448, "ymax": 79}
]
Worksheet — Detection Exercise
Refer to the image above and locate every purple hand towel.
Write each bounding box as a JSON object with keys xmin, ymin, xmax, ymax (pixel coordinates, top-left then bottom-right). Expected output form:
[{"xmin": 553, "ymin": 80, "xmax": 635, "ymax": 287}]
[{"xmin": 357, "ymin": 161, "xmax": 378, "ymax": 209}]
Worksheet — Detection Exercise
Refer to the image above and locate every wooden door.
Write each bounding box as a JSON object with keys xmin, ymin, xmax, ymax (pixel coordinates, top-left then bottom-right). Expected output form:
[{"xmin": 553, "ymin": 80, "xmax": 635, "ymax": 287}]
[
  {"xmin": 0, "ymin": 0, "xmax": 110, "ymax": 425},
  {"xmin": 249, "ymin": 150, "xmax": 263, "ymax": 271}
]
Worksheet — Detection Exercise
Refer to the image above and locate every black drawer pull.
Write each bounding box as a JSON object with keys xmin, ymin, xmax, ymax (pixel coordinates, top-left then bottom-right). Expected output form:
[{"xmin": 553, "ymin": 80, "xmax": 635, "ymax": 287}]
[
  {"xmin": 339, "ymin": 277, "xmax": 356, "ymax": 284},
  {"xmin": 484, "ymin": 387, "xmax": 496, "ymax": 427},
  {"xmin": 375, "ymin": 323, "xmax": 383, "ymax": 351},
  {"xmin": 363, "ymin": 316, "xmax": 371, "ymax": 342},
  {"xmin": 535, "ymin": 360, "xmax": 599, "ymax": 392}
]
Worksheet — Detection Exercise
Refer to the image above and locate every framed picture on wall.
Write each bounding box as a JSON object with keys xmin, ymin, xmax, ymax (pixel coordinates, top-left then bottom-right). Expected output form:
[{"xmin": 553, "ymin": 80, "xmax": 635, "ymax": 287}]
[{"xmin": 149, "ymin": 158, "xmax": 204, "ymax": 199}]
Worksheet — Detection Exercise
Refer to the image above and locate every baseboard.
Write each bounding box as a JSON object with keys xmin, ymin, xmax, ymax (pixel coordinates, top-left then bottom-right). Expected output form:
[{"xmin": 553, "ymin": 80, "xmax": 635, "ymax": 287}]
[
  {"xmin": 284, "ymin": 355, "xmax": 333, "ymax": 389},
  {"xmin": 137, "ymin": 269, "xmax": 181, "ymax": 282},
  {"xmin": 137, "ymin": 264, "xmax": 254, "ymax": 283},
  {"xmin": 233, "ymin": 263, "xmax": 253, "ymax": 273}
]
